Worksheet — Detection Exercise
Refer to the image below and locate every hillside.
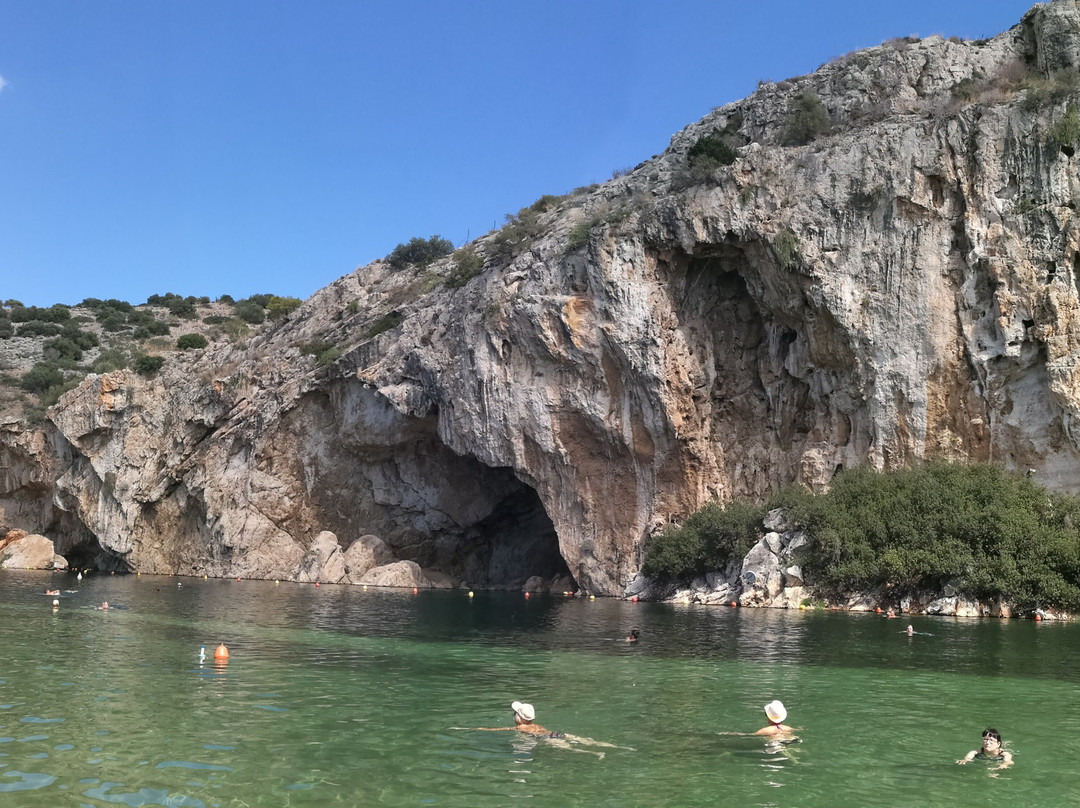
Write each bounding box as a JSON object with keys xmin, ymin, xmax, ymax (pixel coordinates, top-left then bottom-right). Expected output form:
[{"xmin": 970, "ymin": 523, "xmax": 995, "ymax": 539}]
[{"xmin": 3, "ymin": 1, "xmax": 1080, "ymax": 598}]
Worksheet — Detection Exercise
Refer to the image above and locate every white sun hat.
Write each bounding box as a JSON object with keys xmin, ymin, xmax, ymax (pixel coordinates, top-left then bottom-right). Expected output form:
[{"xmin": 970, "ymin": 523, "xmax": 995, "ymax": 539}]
[
  {"xmin": 764, "ymin": 700, "xmax": 787, "ymax": 723},
  {"xmin": 511, "ymin": 701, "xmax": 536, "ymax": 722}
]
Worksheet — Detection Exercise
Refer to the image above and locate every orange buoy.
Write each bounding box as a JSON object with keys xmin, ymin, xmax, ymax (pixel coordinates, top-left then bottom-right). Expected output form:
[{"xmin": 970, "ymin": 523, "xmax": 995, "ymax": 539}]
[
  {"xmin": 730, "ymin": 601, "xmax": 737, "ymax": 607},
  {"xmin": 314, "ymin": 582, "xmax": 319, "ymax": 588},
  {"xmin": 524, "ymin": 592, "xmax": 530, "ymax": 599},
  {"xmin": 875, "ymin": 606, "xmax": 881, "ymax": 614},
  {"xmin": 412, "ymin": 587, "xmax": 418, "ymax": 595},
  {"xmin": 631, "ymin": 596, "xmax": 638, "ymax": 603},
  {"xmin": 1035, "ymin": 614, "xmax": 1042, "ymax": 622},
  {"xmin": 213, "ymin": 643, "xmax": 229, "ymax": 661}
]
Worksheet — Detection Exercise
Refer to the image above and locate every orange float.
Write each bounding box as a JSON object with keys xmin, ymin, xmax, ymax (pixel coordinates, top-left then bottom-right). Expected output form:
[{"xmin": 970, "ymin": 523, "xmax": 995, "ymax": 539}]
[{"xmin": 213, "ymin": 643, "xmax": 230, "ymax": 661}]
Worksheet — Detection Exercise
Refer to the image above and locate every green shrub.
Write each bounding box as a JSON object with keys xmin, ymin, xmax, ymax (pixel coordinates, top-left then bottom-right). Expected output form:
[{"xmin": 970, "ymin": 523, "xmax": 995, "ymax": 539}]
[
  {"xmin": 781, "ymin": 90, "xmax": 831, "ymax": 146},
  {"xmin": 266, "ymin": 296, "xmax": 302, "ymax": 319},
  {"xmin": 772, "ymin": 229, "xmax": 801, "ymax": 269},
  {"xmin": 345, "ymin": 299, "xmax": 359, "ymax": 315},
  {"xmin": 176, "ymin": 333, "xmax": 208, "ymax": 351},
  {"xmin": 91, "ymin": 347, "xmax": 133, "ymax": 374},
  {"xmin": 488, "ymin": 208, "xmax": 543, "ymax": 262},
  {"xmin": 688, "ymin": 132, "xmax": 738, "ymax": 169},
  {"xmin": 297, "ymin": 340, "xmax": 339, "ymax": 367},
  {"xmin": 9, "ymin": 304, "xmax": 70, "ymax": 324},
  {"xmin": 1049, "ymin": 102, "xmax": 1080, "ymax": 155},
  {"xmin": 642, "ymin": 500, "xmax": 766, "ymax": 582},
  {"xmin": 233, "ymin": 301, "xmax": 265, "ymax": 324},
  {"xmin": 132, "ymin": 354, "xmax": 165, "ymax": 376},
  {"xmin": 790, "ymin": 463, "xmax": 1080, "ymax": 610},
  {"xmin": 43, "ymin": 336, "xmax": 84, "ymax": 363},
  {"xmin": 366, "ymin": 311, "xmax": 404, "ymax": 338},
  {"xmin": 20, "ymin": 362, "xmax": 65, "ymax": 394},
  {"xmin": 386, "ymin": 235, "xmax": 454, "ymax": 270},
  {"xmin": 16, "ymin": 320, "xmax": 63, "ymax": 337},
  {"xmin": 448, "ymin": 247, "xmax": 484, "ymax": 288},
  {"xmin": 0, "ymin": 319, "xmax": 13, "ymax": 339},
  {"xmin": 566, "ymin": 220, "xmax": 594, "ymax": 252},
  {"xmin": 644, "ymin": 462, "xmax": 1080, "ymax": 611}
]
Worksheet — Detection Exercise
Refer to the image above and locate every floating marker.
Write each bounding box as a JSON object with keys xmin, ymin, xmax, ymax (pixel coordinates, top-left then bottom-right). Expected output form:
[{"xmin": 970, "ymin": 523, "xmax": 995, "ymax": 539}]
[
  {"xmin": 730, "ymin": 601, "xmax": 737, "ymax": 607},
  {"xmin": 631, "ymin": 596, "xmax": 638, "ymax": 603},
  {"xmin": 52, "ymin": 599, "xmax": 59, "ymax": 608},
  {"xmin": 412, "ymin": 587, "xmax": 418, "ymax": 595},
  {"xmin": 524, "ymin": 592, "xmax": 530, "ymax": 599},
  {"xmin": 314, "ymin": 582, "xmax": 319, "ymax": 588},
  {"xmin": 213, "ymin": 643, "xmax": 229, "ymax": 661},
  {"xmin": 589, "ymin": 595, "xmax": 595, "ymax": 601},
  {"xmin": 468, "ymin": 591, "xmax": 474, "ymax": 598}
]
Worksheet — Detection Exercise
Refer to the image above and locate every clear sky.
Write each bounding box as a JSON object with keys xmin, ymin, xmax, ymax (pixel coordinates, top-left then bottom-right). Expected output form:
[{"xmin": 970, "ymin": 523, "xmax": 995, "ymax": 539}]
[{"xmin": 0, "ymin": 0, "xmax": 1035, "ymax": 308}]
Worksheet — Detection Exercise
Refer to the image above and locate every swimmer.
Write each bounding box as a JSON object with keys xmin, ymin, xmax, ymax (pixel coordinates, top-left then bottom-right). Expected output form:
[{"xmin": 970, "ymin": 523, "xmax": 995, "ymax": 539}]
[
  {"xmin": 906, "ymin": 624, "xmax": 914, "ymax": 636},
  {"xmin": 98, "ymin": 601, "xmax": 109, "ymax": 610},
  {"xmin": 957, "ymin": 728, "xmax": 1013, "ymax": 773},
  {"xmin": 44, "ymin": 589, "xmax": 60, "ymax": 596},
  {"xmin": 463, "ymin": 701, "xmax": 628, "ymax": 756},
  {"xmin": 886, "ymin": 609, "xmax": 897, "ymax": 618},
  {"xmin": 626, "ymin": 628, "xmax": 640, "ymax": 642},
  {"xmin": 754, "ymin": 700, "xmax": 795, "ymax": 737}
]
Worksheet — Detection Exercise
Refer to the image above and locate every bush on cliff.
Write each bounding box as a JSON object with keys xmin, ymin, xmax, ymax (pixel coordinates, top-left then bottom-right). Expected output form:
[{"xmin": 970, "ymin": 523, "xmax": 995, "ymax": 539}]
[{"xmin": 643, "ymin": 462, "xmax": 1080, "ymax": 611}]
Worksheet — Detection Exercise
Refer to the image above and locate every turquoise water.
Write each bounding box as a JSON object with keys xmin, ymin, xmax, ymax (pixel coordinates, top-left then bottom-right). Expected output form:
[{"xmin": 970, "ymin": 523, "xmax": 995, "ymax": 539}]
[{"xmin": 2, "ymin": 570, "xmax": 1079, "ymax": 807}]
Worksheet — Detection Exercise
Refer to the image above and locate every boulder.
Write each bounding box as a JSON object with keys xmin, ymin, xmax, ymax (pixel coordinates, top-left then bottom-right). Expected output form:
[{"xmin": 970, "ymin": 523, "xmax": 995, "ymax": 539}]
[
  {"xmin": 357, "ymin": 560, "xmax": 431, "ymax": 589},
  {"xmin": 0, "ymin": 531, "xmax": 65, "ymax": 570},
  {"xmin": 293, "ymin": 531, "xmax": 346, "ymax": 583},
  {"xmin": 342, "ymin": 534, "xmax": 394, "ymax": 582}
]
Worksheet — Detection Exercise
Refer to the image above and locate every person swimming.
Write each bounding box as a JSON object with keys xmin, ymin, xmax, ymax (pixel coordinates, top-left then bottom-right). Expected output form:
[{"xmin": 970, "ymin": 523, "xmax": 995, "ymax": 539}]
[
  {"xmin": 626, "ymin": 628, "xmax": 640, "ymax": 642},
  {"xmin": 957, "ymin": 728, "xmax": 1013, "ymax": 771},
  {"xmin": 754, "ymin": 700, "xmax": 795, "ymax": 736}
]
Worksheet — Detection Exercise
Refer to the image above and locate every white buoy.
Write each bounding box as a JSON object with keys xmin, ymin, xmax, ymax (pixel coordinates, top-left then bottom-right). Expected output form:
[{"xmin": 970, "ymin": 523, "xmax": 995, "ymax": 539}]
[
  {"xmin": 198, "ymin": 645, "xmax": 206, "ymax": 663},
  {"xmin": 77, "ymin": 572, "xmax": 82, "ymax": 581}
]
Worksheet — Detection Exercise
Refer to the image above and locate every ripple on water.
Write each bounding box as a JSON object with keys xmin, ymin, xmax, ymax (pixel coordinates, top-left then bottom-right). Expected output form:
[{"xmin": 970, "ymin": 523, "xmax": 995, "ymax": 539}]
[
  {"xmin": 0, "ymin": 770, "xmax": 57, "ymax": 792},
  {"xmin": 82, "ymin": 781, "xmax": 207, "ymax": 807}
]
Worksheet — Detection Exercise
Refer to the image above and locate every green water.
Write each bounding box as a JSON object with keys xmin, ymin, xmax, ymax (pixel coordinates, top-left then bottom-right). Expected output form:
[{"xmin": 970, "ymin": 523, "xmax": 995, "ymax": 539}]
[{"xmin": 1, "ymin": 571, "xmax": 1078, "ymax": 807}]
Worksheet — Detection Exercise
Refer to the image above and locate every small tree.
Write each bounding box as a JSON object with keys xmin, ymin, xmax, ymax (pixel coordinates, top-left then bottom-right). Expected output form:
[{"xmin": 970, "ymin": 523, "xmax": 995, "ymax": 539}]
[
  {"xmin": 266, "ymin": 296, "xmax": 302, "ymax": 320},
  {"xmin": 176, "ymin": 333, "xmax": 208, "ymax": 351},
  {"xmin": 132, "ymin": 354, "xmax": 165, "ymax": 376},
  {"xmin": 386, "ymin": 235, "xmax": 454, "ymax": 270},
  {"xmin": 781, "ymin": 91, "xmax": 831, "ymax": 146}
]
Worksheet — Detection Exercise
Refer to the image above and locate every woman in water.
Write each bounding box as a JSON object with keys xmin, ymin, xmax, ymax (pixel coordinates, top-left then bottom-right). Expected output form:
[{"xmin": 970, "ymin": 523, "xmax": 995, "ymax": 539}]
[
  {"xmin": 957, "ymin": 728, "xmax": 1013, "ymax": 771},
  {"xmin": 754, "ymin": 700, "xmax": 794, "ymax": 736}
]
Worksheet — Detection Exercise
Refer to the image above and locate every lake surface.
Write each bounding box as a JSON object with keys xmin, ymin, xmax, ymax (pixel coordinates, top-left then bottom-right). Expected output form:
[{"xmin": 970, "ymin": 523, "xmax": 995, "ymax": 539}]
[{"xmin": 2, "ymin": 570, "xmax": 1078, "ymax": 807}]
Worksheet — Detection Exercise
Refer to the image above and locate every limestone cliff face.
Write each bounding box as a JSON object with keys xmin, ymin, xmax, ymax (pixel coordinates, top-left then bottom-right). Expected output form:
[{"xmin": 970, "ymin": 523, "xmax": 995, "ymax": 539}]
[{"xmin": 6, "ymin": 1, "xmax": 1080, "ymax": 595}]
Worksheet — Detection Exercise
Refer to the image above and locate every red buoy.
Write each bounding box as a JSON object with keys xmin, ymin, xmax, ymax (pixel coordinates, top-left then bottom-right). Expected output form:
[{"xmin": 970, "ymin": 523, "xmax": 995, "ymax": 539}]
[{"xmin": 213, "ymin": 643, "xmax": 229, "ymax": 661}]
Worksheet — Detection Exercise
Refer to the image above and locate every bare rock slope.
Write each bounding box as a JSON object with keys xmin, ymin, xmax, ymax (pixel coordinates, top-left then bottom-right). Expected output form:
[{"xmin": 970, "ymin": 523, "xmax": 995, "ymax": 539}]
[{"xmin": 5, "ymin": 1, "xmax": 1080, "ymax": 595}]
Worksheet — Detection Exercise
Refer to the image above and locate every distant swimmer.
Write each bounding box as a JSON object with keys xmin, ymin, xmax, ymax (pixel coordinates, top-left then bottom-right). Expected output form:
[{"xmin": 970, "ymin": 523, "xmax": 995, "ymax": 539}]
[
  {"xmin": 906, "ymin": 624, "xmax": 914, "ymax": 636},
  {"xmin": 886, "ymin": 609, "xmax": 897, "ymax": 618},
  {"xmin": 98, "ymin": 601, "xmax": 109, "ymax": 610},
  {"xmin": 44, "ymin": 589, "xmax": 60, "ymax": 596},
  {"xmin": 626, "ymin": 628, "xmax": 640, "ymax": 642}
]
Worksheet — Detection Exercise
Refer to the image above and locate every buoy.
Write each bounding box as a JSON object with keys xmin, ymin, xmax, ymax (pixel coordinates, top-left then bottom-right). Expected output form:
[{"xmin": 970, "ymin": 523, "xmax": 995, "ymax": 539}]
[
  {"xmin": 1035, "ymin": 613, "xmax": 1042, "ymax": 622},
  {"xmin": 412, "ymin": 587, "xmax": 418, "ymax": 595},
  {"xmin": 213, "ymin": 643, "xmax": 229, "ymax": 661},
  {"xmin": 137, "ymin": 572, "xmax": 141, "ymax": 577},
  {"xmin": 203, "ymin": 575, "xmax": 207, "ymax": 580},
  {"xmin": 177, "ymin": 582, "xmax": 182, "ymax": 587},
  {"xmin": 589, "ymin": 595, "xmax": 595, "ymax": 601},
  {"xmin": 730, "ymin": 601, "xmax": 737, "ymax": 607},
  {"xmin": 236, "ymin": 577, "xmax": 241, "ymax": 582},
  {"xmin": 631, "ymin": 596, "xmax": 638, "ymax": 603},
  {"xmin": 524, "ymin": 592, "xmax": 530, "ymax": 599},
  {"xmin": 875, "ymin": 606, "xmax": 881, "ymax": 614},
  {"xmin": 468, "ymin": 591, "xmax": 474, "ymax": 598},
  {"xmin": 77, "ymin": 573, "xmax": 82, "ymax": 581},
  {"xmin": 362, "ymin": 585, "xmax": 367, "ymax": 591},
  {"xmin": 314, "ymin": 582, "xmax": 319, "ymax": 588},
  {"xmin": 275, "ymin": 580, "xmax": 279, "ymax": 585},
  {"xmin": 52, "ymin": 599, "xmax": 59, "ymax": 609},
  {"xmin": 198, "ymin": 645, "xmax": 206, "ymax": 663}
]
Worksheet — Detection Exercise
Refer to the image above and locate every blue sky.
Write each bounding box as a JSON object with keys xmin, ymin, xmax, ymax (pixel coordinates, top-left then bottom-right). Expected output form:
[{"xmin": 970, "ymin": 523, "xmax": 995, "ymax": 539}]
[{"xmin": 1, "ymin": 1, "xmax": 1034, "ymax": 308}]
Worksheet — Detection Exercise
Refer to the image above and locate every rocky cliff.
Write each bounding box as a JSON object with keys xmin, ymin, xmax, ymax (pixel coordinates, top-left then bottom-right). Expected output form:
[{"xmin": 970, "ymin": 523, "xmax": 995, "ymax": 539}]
[{"xmin": 4, "ymin": 1, "xmax": 1080, "ymax": 596}]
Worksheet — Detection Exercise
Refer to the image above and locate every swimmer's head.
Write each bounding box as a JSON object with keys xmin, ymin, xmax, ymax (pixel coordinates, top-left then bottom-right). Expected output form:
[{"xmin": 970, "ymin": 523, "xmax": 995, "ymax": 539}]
[
  {"xmin": 764, "ymin": 700, "xmax": 787, "ymax": 724},
  {"xmin": 511, "ymin": 701, "xmax": 536, "ymax": 723}
]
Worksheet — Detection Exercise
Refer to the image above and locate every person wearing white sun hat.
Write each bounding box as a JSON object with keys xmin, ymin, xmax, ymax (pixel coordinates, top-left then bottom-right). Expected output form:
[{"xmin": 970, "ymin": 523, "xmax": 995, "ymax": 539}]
[{"xmin": 754, "ymin": 700, "xmax": 794, "ymax": 736}]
